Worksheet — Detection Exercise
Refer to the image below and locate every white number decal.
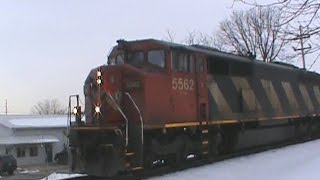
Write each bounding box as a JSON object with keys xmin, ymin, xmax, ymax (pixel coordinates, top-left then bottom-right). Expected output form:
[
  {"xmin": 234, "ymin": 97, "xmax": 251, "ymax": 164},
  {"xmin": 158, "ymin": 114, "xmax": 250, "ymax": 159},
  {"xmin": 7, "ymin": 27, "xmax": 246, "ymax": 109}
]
[
  {"xmin": 178, "ymin": 78, "xmax": 183, "ymax": 90},
  {"xmin": 172, "ymin": 78, "xmax": 195, "ymax": 91},
  {"xmin": 189, "ymin": 79, "xmax": 194, "ymax": 91},
  {"xmin": 172, "ymin": 78, "xmax": 177, "ymax": 90},
  {"xmin": 184, "ymin": 79, "xmax": 189, "ymax": 90}
]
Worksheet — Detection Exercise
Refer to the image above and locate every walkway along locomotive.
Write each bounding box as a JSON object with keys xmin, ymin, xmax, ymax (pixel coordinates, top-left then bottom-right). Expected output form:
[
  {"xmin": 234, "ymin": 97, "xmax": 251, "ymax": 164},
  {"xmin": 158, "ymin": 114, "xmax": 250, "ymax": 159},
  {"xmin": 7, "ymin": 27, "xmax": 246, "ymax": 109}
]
[{"xmin": 68, "ymin": 39, "xmax": 320, "ymax": 177}]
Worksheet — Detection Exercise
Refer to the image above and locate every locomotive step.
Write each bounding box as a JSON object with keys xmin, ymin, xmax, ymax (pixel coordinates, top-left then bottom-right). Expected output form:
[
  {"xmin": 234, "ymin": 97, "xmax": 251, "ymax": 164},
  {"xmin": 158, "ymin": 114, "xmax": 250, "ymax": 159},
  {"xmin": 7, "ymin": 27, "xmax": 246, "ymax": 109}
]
[
  {"xmin": 202, "ymin": 151, "xmax": 209, "ymax": 154},
  {"xmin": 132, "ymin": 166, "xmax": 143, "ymax": 171},
  {"xmin": 202, "ymin": 140, "xmax": 209, "ymax": 145},
  {"xmin": 126, "ymin": 163, "xmax": 143, "ymax": 171},
  {"xmin": 126, "ymin": 152, "xmax": 135, "ymax": 156},
  {"xmin": 202, "ymin": 129, "xmax": 209, "ymax": 134}
]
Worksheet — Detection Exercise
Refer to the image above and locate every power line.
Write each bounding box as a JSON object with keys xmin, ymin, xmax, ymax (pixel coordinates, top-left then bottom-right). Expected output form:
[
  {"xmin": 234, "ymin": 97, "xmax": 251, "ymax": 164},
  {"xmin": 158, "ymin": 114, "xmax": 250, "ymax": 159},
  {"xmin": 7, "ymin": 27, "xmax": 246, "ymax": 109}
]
[
  {"xmin": 308, "ymin": 53, "xmax": 320, "ymax": 70},
  {"xmin": 292, "ymin": 25, "xmax": 311, "ymax": 70}
]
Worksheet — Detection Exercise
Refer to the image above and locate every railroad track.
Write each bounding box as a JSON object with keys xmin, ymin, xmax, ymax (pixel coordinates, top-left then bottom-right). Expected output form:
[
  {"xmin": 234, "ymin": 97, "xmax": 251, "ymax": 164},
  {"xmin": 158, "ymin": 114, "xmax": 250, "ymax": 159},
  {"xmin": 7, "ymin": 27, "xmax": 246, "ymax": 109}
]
[{"xmin": 63, "ymin": 135, "xmax": 320, "ymax": 180}]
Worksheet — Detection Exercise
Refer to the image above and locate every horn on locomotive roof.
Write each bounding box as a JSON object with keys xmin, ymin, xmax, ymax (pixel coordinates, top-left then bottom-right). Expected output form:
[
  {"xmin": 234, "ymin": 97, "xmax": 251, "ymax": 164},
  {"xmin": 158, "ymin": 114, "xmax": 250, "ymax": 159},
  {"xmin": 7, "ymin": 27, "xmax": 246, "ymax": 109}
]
[{"xmin": 116, "ymin": 39, "xmax": 128, "ymax": 50}]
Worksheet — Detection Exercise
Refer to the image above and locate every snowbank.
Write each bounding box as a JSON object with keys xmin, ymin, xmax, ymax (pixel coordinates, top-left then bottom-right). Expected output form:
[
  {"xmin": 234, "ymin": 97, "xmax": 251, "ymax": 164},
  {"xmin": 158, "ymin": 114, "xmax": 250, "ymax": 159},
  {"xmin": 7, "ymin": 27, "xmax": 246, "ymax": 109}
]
[
  {"xmin": 41, "ymin": 172, "xmax": 85, "ymax": 180},
  {"xmin": 150, "ymin": 139, "xmax": 320, "ymax": 180}
]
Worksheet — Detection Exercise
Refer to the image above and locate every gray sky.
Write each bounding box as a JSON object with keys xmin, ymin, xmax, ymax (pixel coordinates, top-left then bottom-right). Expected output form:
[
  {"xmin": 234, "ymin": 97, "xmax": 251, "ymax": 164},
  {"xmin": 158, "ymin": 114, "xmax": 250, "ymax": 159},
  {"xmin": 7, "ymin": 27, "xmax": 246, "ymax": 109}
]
[{"xmin": 1, "ymin": 0, "xmax": 316, "ymax": 114}]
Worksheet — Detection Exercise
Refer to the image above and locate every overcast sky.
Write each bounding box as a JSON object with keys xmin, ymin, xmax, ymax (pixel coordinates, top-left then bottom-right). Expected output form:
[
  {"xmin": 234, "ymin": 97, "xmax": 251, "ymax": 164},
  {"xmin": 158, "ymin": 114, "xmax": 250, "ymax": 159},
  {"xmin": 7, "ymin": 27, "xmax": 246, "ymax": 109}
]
[{"xmin": 0, "ymin": 0, "xmax": 317, "ymax": 114}]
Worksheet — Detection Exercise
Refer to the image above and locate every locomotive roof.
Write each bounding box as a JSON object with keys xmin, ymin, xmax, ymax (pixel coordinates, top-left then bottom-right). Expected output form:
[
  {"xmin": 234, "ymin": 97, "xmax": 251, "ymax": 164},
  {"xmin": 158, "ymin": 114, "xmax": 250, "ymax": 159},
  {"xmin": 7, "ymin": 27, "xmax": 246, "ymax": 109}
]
[
  {"xmin": 118, "ymin": 38, "xmax": 252, "ymax": 62},
  {"xmin": 117, "ymin": 38, "xmax": 320, "ymax": 76}
]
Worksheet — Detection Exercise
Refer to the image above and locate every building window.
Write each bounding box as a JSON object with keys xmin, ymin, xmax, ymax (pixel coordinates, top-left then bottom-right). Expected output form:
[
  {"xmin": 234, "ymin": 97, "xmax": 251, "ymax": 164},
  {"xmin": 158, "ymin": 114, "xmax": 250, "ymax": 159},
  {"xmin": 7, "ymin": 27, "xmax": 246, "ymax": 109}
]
[
  {"xmin": 30, "ymin": 146, "xmax": 38, "ymax": 157},
  {"xmin": 17, "ymin": 147, "xmax": 26, "ymax": 158}
]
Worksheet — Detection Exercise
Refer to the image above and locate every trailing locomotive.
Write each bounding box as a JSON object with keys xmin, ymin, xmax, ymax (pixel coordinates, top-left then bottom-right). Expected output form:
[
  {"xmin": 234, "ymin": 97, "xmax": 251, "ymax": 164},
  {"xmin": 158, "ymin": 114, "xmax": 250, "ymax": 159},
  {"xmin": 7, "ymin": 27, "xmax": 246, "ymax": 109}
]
[{"xmin": 68, "ymin": 39, "xmax": 320, "ymax": 177}]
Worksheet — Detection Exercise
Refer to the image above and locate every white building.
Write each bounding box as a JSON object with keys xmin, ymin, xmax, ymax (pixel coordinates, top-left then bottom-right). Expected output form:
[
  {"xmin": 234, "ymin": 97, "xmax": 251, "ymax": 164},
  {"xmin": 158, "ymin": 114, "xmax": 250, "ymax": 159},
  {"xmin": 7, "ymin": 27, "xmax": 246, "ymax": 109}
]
[{"xmin": 0, "ymin": 115, "xmax": 69, "ymax": 166}]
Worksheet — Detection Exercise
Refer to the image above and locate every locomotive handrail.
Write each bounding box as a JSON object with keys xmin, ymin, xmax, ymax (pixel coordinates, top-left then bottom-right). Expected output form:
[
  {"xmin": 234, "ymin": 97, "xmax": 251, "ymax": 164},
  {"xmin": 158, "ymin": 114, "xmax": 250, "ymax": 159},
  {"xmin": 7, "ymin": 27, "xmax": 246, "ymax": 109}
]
[
  {"xmin": 106, "ymin": 92, "xmax": 129, "ymax": 147},
  {"xmin": 68, "ymin": 94, "xmax": 80, "ymax": 127},
  {"xmin": 125, "ymin": 92, "xmax": 144, "ymax": 145}
]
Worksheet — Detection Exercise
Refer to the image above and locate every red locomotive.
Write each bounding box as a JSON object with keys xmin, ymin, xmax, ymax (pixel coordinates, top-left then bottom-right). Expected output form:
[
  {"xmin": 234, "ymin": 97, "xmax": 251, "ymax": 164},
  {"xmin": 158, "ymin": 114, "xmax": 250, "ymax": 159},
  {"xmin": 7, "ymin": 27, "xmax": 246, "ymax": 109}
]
[{"xmin": 68, "ymin": 39, "xmax": 320, "ymax": 177}]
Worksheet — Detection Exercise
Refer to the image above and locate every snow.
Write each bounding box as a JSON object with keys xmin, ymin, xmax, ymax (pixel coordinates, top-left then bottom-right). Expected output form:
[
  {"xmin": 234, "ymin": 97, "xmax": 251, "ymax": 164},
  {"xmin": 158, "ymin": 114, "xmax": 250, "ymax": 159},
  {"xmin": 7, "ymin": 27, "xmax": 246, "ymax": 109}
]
[
  {"xmin": 150, "ymin": 139, "xmax": 320, "ymax": 180},
  {"xmin": 41, "ymin": 172, "xmax": 85, "ymax": 180},
  {"xmin": 19, "ymin": 169, "xmax": 40, "ymax": 174}
]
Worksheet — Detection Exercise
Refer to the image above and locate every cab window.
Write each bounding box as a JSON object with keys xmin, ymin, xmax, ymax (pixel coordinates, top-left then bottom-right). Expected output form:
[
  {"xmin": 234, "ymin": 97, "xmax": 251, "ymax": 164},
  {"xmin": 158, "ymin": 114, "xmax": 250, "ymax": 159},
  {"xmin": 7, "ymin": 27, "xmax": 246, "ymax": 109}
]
[
  {"xmin": 116, "ymin": 54, "xmax": 124, "ymax": 64},
  {"xmin": 108, "ymin": 53, "xmax": 124, "ymax": 65},
  {"xmin": 172, "ymin": 51, "xmax": 194, "ymax": 73},
  {"xmin": 147, "ymin": 50, "xmax": 165, "ymax": 69},
  {"xmin": 108, "ymin": 57, "xmax": 116, "ymax": 65},
  {"xmin": 197, "ymin": 57, "xmax": 205, "ymax": 73},
  {"xmin": 128, "ymin": 51, "xmax": 144, "ymax": 67}
]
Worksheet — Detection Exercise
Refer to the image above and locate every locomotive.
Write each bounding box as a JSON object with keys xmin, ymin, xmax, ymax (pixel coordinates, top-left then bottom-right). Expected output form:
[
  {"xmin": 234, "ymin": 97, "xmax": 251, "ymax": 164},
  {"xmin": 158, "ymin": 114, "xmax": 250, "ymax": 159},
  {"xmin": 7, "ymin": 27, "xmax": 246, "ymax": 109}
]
[{"xmin": 68, "ymin": 39, "xmax": 320, "ymax": 177}]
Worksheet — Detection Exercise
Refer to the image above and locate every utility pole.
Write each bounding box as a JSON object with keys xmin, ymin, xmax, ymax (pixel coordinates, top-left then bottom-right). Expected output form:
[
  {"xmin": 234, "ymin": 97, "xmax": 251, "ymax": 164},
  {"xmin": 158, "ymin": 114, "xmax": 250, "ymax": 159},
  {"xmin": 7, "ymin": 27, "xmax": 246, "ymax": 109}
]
[
  {"xmin": 292, "ymin": 25, "xmax": 311, "ymax": 70},
  {"xmin": 5, "ymin": 99, "xmax": 7, "ymax": 116}
]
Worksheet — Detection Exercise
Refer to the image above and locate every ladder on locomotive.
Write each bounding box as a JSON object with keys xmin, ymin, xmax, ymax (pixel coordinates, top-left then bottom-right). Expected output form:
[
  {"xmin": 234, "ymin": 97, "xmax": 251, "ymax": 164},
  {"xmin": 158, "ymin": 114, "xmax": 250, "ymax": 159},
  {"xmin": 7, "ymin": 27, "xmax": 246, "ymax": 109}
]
[
  {"xmin": 200, "ymin": 113, "xmax": 210, "ymax": 156},
  {"xmin": 106, "ymin": 92, "xmax": 144, "ymax": 171},
  {"xmin": 123, "ymin": 92, "xmax": 144, "ymax": 171}
]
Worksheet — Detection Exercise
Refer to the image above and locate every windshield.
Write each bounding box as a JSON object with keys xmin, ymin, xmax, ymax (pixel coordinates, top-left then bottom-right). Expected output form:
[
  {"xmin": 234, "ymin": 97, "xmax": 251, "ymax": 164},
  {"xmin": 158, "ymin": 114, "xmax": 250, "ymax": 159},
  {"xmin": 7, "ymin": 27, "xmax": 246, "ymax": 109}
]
[
  {"xmin": 127, "ymin": 51, "xmax": 144, "ymax": 67},
  {"xmin": 108, "ymin": 50, "xmax": 166, "ymax": 72},
  {"xmin": 108, "ymin": 53, "xmax": 125, "ymax": 65}
]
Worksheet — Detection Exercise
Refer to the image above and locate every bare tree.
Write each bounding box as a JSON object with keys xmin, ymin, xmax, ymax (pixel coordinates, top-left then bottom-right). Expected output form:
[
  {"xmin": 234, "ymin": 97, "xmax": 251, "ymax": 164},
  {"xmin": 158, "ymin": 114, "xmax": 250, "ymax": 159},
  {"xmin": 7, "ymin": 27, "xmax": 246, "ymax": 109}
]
[
  {"xmin": 32, "ymin": 99, "xmax": 66, "ymax": 115},
  {"xmin": 234, "ymin": 0, "xmax": 320, "ymax": 33},
  {"xmin": 163, "ymin": 29, "xmax": 176, "ymax": 43},
  {"xmin": 216, "ymin": 7, "xmax": 289, "ymax": 62},
  {"xmin": 164, "ymin": 29, "xmax": 221, "ymax": 48},
  {"xmin": 235, "ymin": 0, "xmax": 320, "ymax": 67},
  {"xmin": 182, "ymin": 30, "xmax": 217, "ymax": 47}
]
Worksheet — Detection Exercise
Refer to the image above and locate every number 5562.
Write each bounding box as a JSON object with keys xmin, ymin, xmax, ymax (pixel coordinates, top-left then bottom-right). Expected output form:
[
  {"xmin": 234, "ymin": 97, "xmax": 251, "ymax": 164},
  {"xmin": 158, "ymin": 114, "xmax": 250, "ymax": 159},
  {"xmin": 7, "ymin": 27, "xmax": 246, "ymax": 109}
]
[{"xmin": 172, "ymin": 78, "xmax": 194, "ymax": 91}]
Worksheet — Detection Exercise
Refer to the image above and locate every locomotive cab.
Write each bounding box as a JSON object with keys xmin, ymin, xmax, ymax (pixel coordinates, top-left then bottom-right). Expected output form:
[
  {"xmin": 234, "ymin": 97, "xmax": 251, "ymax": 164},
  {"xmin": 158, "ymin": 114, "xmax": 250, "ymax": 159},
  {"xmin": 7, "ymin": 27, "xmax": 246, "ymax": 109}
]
[{"xmin": 68, "ymin": 39, "xmax": 175, "ymax": 176}]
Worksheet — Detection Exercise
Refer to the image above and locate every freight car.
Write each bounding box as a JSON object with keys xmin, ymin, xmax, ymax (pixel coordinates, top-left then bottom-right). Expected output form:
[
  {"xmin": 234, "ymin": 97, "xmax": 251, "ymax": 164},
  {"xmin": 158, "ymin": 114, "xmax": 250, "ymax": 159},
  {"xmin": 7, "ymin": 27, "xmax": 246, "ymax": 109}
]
[{"xmin": 68, "ymin": 39, "xmax": 320, "ymax": 177}]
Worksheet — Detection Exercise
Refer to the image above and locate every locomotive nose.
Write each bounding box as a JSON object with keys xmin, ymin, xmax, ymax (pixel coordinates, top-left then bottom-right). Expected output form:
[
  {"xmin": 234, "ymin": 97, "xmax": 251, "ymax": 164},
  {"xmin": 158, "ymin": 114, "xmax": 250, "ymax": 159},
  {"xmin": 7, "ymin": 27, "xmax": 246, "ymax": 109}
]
[
  {"xmin": 101, "ymin": 67, "xmax": 122, "ymax": 100},
  {"xmin": 83, "ymin": 66, "xmax": 123, "ymax": 125}
]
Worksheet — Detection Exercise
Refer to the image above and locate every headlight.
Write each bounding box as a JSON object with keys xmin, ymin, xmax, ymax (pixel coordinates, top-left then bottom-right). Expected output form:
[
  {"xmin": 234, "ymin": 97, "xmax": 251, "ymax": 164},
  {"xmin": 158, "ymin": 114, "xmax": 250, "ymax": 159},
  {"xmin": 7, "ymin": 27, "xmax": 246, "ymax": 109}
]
[
  {"xmin": 73, "ymin": 107, "xmax": 78, "ymax": 115},
  {"xmin": 95, "ymin": 106, "xmax": 100, "ymax": 113},
  {"xmin": 97, "ymin": 70, "xmax": 102, "ymax": 77},
  {"xmin": 97, "ymin": 79, "xmax": 102, "ymax": 85}
]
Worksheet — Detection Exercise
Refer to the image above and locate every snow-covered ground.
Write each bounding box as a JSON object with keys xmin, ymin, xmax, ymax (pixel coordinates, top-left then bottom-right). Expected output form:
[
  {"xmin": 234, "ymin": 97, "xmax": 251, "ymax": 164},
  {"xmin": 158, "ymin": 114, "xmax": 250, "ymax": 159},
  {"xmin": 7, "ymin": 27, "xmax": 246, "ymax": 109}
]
[
  {"xmin": 40, "ymin": 139, "xmax": 320, "ymax": 180},
  {"xmin": 41, "ymin": 172, "xmax": 85, "ymax": 180},
  {"xmin": 150, "ymin": 139, "xmax": 320, "ymax": 180}
]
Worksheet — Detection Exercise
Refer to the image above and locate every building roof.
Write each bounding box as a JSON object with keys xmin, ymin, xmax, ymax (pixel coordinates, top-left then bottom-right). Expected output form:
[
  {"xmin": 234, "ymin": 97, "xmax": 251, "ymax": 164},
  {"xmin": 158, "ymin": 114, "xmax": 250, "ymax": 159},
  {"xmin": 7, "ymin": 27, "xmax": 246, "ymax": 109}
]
[
  {"xmin": 0, "ymin": 135, "xmax": 59, "ymax": 145},
  {"xmin": 0, "ymin": 115, "xmax": 69, "ymax": 129}
]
